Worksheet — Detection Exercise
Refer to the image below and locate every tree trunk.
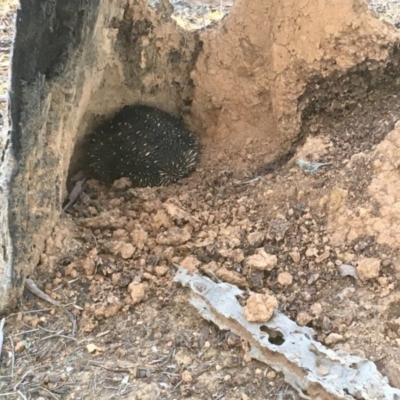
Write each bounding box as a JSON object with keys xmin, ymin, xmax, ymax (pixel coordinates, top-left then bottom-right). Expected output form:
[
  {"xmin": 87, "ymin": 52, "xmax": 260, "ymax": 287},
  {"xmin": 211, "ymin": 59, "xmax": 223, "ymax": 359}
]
[{"xmin": 0, "ymin": 0, "xmax": 398, "ymax": 313}]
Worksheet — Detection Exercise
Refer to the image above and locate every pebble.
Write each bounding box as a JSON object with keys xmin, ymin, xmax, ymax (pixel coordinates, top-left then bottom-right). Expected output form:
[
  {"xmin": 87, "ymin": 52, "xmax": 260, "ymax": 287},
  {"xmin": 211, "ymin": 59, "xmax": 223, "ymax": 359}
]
[
  {"xmin": 181, "ymin": 370, "xmax": 192, "ymax": 382},
  {"xmin": 113, "ymin": 242, "xmax": 135, "ymax": 259},
  {"xmin": 244, "ymin": 248, "xmax": 277, "ymax": 271},
  {"xmin": 155, "ymin": 265, "xmax": 169, "ymax": 277},
  {"xmin": 156, "ymin": 227, "xmax": 191, "ymax": 245},
  {"xmin": 247, "ymin": 231, "xmax": 265, "ymax": 247},
  {"xmin": 266, "ymin": 371, "xmax": 276, "ymax": 379},
  {"xmin": 324, "ymin": 333, "xmax": 343, "ymax": 345},
  {"xmin": 296, "ymin": 312, "xmax": 312, "ymax": 326},
  {"xmin": 128, "ymin": 282, "xmax": 146, "ymax": 305},
  {"xmin": 180, "ymin": 255, "xmax": 201, "ymax": 272},
  {"xmin": 277, "ymin": 272, "xmax": 293, "ymax": 286},
  {"xmin": 289, "ymin": 251, "xmax": 301, "ymax": 263},
  {"xmin": 356, "ymin": 257, "xmax": 381, "ymax": 281},
  {"xmin": 243, "ymin": 293, "xmax": 278, "ymax": 322}
]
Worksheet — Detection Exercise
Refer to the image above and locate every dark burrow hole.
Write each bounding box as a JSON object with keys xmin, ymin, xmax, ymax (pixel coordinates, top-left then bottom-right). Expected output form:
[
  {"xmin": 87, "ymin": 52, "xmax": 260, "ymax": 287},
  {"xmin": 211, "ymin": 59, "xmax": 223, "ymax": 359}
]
[{"xmin": 260, "ymin": 325, "xmax": 285, "ymax": 346}]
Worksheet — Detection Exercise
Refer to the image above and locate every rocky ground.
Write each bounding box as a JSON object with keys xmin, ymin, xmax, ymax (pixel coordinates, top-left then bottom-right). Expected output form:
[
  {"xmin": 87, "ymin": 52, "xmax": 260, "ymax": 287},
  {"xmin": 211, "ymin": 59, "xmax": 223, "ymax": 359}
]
[{"xmin": 2, "ymin": 1, "xmax": 400, "ymax": 400}]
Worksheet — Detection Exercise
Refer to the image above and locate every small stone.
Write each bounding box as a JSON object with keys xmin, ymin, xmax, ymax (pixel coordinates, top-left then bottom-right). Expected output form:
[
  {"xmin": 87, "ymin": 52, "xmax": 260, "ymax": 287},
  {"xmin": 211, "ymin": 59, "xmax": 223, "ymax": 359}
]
[
  {"xmin": 223, "ymin": 374, "xmax": 231, "ymax": 382},
  {"xmin": 296, "ymin": 312, "xmax": 312, "ymax": 326},
  {"xmin": 130, "ymin": 228, "xmax": 148, "ymax": 250},
  {"xmin": 216, "ymin": 267, "xmax": 248, "ymax": 287},
  {"xmin": 128, "ymin": 282, "xmax": 145, "ymax": 305},
  {"xmin": 218, "ymin": 248, "xmax": 245, "ymax": 263},
  {"xmin": 277, "ymin": 272, "xmax": 293, "ymax": 286},
  {"xmin": 112, "ymin": 177, "xmax": 132, "ymax": 189},
  {"xmin": 156, "ymin": 227, "xmax": 191, "ymax": 245},
  {"xmin": 113, "ymin": 242, "xmax": 135, "ymax": 259},
  {"xmin": 247, "ymin": 232, "xmax": 265, "ymax": 247},
  {"xmin": 180, "ymin": 256, "xmax": 201, "ymax": 273},
  {"xmin": 356, "ymin": 257, "xmax": 380, "ymax": 281},
  {"xmin": 245, "ymin": 248, "xmax": 277, "ymax": 271},
  {"xmin": 266, "ymin": 371, "xmax": 276, "ymax": 379},
  {"xmin": 243, "ymin": 293, "xmax": 278, "ymax": 322},
  {"xmin": 255, "ymin": 368, "xmax": 262, "ymax": 375},
  {"xmin": 155, "ymin": 265, "xmax": 169, "ymax": 277},
  {"xmin": 243, "ymin": 353, "xmax": 252, "ymax": 363},
  {"xmin": 315, "ymin": 250, "xmax": 330, "ymax": 263},
  {"xmin": 382, "ymin": 359, "xmax": 400, "ymax": 388},
  {"xmin": 305, "ymin": 247, "xmax": 318, "ymax": 258},
  {"xmin": 310, "ymin": 303, "xmax": 323, "ymax": 316},
  {"xmin": 181, "ymin": 370, "xmax": 192, "ymax": 382},
  {"xmin": 289, "ymin": 251, "xmax": 301, "ymax": 263},
  {"xmin": 324, "ymin": 333, "xmax": 343, "ymax": 345},
  {"xmin": 14, "ymin": 341, "xmax": 25, "ymax": 353}
]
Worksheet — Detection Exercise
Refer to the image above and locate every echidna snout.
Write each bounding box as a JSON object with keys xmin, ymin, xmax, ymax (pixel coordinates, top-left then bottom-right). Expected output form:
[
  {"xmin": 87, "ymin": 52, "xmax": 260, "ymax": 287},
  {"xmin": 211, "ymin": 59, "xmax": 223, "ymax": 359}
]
[{"xmin": 86, "ymin": 105, "xmax": 200, "ymax": 187}]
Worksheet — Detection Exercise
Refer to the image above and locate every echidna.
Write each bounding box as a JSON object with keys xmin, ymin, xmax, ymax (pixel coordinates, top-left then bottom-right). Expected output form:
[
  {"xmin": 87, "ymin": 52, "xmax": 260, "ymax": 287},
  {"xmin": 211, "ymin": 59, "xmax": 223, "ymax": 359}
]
[{"xmin": 86, "ymin": 105, "xmax": 200, "ymax": 187}]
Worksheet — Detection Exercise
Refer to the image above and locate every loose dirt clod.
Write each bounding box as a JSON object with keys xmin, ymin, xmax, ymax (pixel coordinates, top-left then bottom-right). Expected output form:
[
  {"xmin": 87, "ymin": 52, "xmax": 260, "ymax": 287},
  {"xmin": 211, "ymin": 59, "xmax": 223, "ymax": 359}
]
[{"xmin": 243, "ymin": 293, "xmax": 278, "ymax": 322}]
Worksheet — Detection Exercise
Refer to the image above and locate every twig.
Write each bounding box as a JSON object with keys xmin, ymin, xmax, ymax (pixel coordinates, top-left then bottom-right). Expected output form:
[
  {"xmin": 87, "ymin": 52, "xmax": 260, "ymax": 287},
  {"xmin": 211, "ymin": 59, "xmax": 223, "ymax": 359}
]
[
  {"xmin": 62, "ymin": 178, "xmax": 87, "ymax": 212},
  {"xmin": 88, "ymin": 360, "xmax": 134, "ymax": 373},
  {"xmin": 39, "ymin": 386, "xmax": 59, "ymax": 400},
  {"xmin": 0, "ymin": 318, "xmax": 5, "ymax": 360},
  {"xmin": 25, "ymin": 279, "xmax": 77, "ymax": 337},
  {"xmin": 41, "ymin": 333, "xmax": 76, "ymax": 342},
  {"xmin": 17, "ymin": 391, "xmax": 28, "ymax": 400},
  {"xmin": 13, "ymin": 369, "xmax": 34, "ymax": 390}
]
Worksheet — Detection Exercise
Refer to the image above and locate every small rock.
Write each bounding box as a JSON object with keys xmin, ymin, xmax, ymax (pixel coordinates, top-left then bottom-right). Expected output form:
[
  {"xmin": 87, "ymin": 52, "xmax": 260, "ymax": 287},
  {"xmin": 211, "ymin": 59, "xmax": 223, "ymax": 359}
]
[
  {"xmin": 155, "ymin": 265, "xmax": 169, "ymax": 277},
  {"xmin": 337, "ymin": 264, "xmax": 359, "ymax": 280},
  {"xmin": 296, "ymin": 312, "xmax": 312, "ymax": 326},
  {"xmin": 14, "ymin": 341, "xmax": 25, "ymax": 353},
  {"xmin": 266, "ymin": 370, "xmax": 276, "ymax": 379},
  {"xmin": 310, "ymin": 303, "xmax": 323, "ymax": 316},
  {"xmin": 113, "ymin": 242, "xmax": 135, "ymax": 259},
  {"xmin": 82, "ymin": 248, "xmax": 98, "ymax": 276},
  {"xmin": 315, "ymin": 250, "xmax": 330, "ymax": 263},
  {"xmin": 324, "ymin": 333, "xmax": 343, "ymax": 345},
  {"xmin": 181, "ymin": 370, "xmax": 192, "ymax": 383},
  {"xmin": 305, "ymin": 247, "xmax": 318, "ymax": 258},
  {"xmin": 356, "ymin": 257, "xmax": 380, "ymax": 281},
  {"xmin": 243, "ymin": 353, "xmax": 252, "ymax": 363},
  {"xmin": 247, "ymin": 231, "xmax": 265, "ymax": 247},
  {"xmin": 289, "ymin": 251, "xmax": 301, "ymax": 263},
  {"xmin": 128, "ymin": 282, "xmax": 145, "ymax": 305},
  {"xmin": 277, "ymin": 272, "xmax": 293, "ymax": 286},
  {"xmin": 243, "ymin": 293, "xmax": 278, "ymax": 322},
  {"xmin": 382, "ymin": 359, "xmax": 400, "ymax": 388},
  {"xmin": 219, "ymin": 248, "xmax": 245, "ymax": 263},
  {"xmin": 156, "ymin": 227, "xmax": 191, "ymax": 245},
  {"xmin": 130, "ymin": 228, "xmax": 148, "ymax": 250},
  {"xmin": 180, "ymin": 256, "xmax": 201, "ymax": 273},
  {"xmin": 245, "ymin": 248, "xmax": 277, "ymax": 271},
  {"xmin": 112, "ymin": 177, "xmax": 132, "ymax": 189},
  {"xmin": 152, "ymin": 210, "xmax": 171, "ymax": 229},
  {"xmin": 216, "ymin": 267, "xmax": 248, "ymax": 287}
]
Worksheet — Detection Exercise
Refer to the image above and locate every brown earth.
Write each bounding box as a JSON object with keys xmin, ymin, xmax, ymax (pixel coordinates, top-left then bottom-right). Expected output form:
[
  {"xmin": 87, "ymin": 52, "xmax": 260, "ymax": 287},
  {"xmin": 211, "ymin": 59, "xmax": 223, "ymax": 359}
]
[{"xmin": 2, "ymin": 1, "xmax": 400, "ymax": 399}]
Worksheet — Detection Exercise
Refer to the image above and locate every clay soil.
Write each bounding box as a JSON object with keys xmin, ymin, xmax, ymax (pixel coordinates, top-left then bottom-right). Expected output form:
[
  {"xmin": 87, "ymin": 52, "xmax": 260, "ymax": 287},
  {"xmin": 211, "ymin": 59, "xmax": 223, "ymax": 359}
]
[{"xmin": 2, "ymin": 2, "xmax": 400, "ymax": 400}]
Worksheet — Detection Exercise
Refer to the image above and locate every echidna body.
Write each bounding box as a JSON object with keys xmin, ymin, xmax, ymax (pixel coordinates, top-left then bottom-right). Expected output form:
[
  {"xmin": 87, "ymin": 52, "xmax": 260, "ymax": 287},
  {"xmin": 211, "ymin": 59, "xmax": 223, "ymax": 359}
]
[{"xmin": 87, "ymin": 105, "xmax": 200, "ymax": 187}]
